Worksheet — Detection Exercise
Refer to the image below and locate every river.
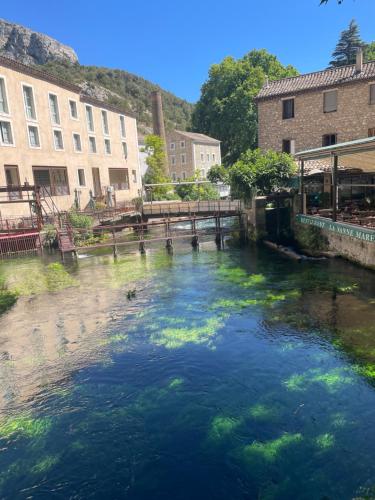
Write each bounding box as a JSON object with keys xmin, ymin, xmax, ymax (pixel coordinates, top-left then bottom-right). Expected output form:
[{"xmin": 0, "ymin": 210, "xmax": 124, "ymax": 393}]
[{"xmin": 0, "ymin": 240, "xmax": 374, "ymax": 499}]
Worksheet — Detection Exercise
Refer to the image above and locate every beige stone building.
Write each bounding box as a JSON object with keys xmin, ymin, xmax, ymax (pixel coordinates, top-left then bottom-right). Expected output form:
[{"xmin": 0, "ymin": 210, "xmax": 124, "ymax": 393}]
[
  {"xmin": 166, "ymin": 130, "xmax": 221, "ymax": 181},
  {"xmin": 0, "ymin": 55, "xmax": 141, "ymax": 219},
  {"xmin": 256, "ymin": 52, "xmax": 375, "ymax": 158}
]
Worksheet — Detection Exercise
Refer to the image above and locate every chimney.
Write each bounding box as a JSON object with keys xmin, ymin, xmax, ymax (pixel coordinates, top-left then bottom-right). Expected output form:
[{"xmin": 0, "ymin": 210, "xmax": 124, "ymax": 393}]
[
  {"xmin": 151, "ymin": 90, "xmax": 166, "ymax": 143},
  {"xmin": 356, "ymin": 47, "xmax": 363, "ymax": 73}
]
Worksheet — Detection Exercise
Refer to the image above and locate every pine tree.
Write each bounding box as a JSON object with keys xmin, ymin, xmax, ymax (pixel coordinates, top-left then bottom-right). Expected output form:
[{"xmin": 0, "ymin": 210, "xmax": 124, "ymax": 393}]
[{"xmin": 330, "ymin": 19, "xmax": 364, "ymax": 67}]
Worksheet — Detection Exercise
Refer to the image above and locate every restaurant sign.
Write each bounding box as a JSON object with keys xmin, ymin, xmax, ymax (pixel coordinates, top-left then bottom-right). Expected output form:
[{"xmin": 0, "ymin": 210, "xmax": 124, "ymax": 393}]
[{"xmin": 296, "ymin": 214, "xmax": 375, "ymax": 243}]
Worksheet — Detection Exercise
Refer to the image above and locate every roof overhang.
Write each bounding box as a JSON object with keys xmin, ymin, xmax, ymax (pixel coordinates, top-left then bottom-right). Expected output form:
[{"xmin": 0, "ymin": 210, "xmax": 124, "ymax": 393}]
[{"xmin": 295, "ymin": 136, "xmax": 375, "ymax": 173}]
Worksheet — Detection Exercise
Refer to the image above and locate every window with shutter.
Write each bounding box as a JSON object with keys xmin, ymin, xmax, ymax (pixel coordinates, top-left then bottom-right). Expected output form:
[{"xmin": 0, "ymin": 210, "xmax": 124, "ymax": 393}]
[
  {"xmin": 282, "ymin": 99, "xmax": 295, "ymax": 119},
  {"xmin": 370, "ymin": 84, "xmax": 375, "ymax": 105},
  {"xmin": 323, "ymin": 91, "xmax": 337, "ymax": 113}
]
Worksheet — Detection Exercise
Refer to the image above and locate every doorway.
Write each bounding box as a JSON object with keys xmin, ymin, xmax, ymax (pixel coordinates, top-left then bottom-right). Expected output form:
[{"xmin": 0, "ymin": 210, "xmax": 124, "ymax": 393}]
[
  {"xmin": 92, "ymin": 168, "xmax": 102, "ymax": 198},
  {"xmin": 5, "ymin": 165, "xmax": 22, "ymax": 200}
]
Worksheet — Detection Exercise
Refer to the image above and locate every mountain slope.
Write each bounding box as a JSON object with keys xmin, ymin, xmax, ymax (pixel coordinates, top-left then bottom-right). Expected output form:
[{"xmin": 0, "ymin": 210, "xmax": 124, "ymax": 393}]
[{"xmin": 0, "ymin": 19, "xmax": 193, "ymax": 135}]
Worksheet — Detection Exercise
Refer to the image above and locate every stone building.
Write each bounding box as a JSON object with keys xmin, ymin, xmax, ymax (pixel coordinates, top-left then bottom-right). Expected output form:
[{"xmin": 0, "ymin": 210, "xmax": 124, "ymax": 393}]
[
  {"xmin": 256, "ymin": 50, "xmax": 375, "ymax": 158},
  {"xmin": 166, "ymin": 130, "xmax": 221, "ymax": 181},
  {"xmin": 0, "ymin": 55, "xmax": 141, "ymax": 218}
]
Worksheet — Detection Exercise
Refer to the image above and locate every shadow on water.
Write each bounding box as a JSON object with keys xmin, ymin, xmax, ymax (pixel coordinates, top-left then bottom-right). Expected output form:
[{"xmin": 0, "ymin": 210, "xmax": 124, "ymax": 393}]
[{"xmin": 0, "ymin": 241, "xmax": 374, "ymax": 499}]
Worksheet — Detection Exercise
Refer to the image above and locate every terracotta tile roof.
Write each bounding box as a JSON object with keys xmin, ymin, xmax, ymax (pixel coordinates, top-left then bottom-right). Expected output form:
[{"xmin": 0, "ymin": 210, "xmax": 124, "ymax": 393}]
[
  {"xmin": 174, "ymin": 130, "xmax": 220, "ymax": 144},
  {"xmin": 256, "ymin": 61, "xmax": 375, "ymax": 100}
]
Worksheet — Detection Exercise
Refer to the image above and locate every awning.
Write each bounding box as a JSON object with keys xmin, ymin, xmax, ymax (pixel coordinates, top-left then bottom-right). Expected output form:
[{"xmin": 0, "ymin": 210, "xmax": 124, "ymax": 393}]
[{"xmin": 295, "ymin": 136, "xmax": 375, "ymax": 173}]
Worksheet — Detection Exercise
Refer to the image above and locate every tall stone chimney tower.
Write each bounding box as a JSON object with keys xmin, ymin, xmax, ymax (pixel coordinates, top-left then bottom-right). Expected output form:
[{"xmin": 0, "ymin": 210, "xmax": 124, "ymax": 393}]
[{"xmin": 151, "ymin": 90, "xmax": 167, "ymax": 143}]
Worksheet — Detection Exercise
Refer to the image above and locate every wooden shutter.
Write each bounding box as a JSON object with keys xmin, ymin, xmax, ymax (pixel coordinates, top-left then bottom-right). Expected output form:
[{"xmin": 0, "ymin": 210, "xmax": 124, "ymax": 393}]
[{"xmin": 323, "ymin": 91, "xmax": 337, "ymax": 113}]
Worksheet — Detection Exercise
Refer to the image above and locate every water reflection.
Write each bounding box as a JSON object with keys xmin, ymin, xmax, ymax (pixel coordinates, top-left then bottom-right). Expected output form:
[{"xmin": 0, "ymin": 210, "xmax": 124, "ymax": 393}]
[{"xmin": 0, "ymin": 243, "xmax": 374, "ymax": 499}]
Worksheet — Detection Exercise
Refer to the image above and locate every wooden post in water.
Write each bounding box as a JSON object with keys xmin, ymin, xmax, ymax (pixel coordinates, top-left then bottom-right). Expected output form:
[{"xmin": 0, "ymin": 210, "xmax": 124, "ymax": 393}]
[
  {"xmin": 165, "ymin": 220, "xmax": 173, "ymax": 252},
  {"xmin": 112, "ymin": 230, "xmax": 118, "ymax": 259},
  {"xmin": 215, "ymin": 214, "xmax": 222, "ymax": 249},
  {"xmin": 191, "ymin": 218, "xmax": 199, "ymax": 248}
]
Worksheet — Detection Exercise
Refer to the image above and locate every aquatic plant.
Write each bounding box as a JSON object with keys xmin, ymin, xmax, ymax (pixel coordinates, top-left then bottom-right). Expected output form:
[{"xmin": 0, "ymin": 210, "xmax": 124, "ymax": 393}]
[
  {"xmin": 31, "ymin": 455, "xmax": 59, "ymax": 474},
  {"xmin": 151, "ymin": 317, "xmax": 225, "ymax": 349},
  {"xmin": 45, "ymin": 263, "xmax": 78, "ymax": 291},
  {"xmin": 0, "ymin": 415, "xmax": 52, "ymax": 440},
  {"xmin": 284, "ymin": 368, "xmax": 354, "ymax": 393},
  {"xmin": 208, "ymin": 416, "xmax": 242, "ymax": 442},
  {"xmin": 0, "ymin": 289, "xmax": 18, "ymax": 314},
  {"xmin": 249, "ymin": 403, "xmax": 280, "ymax": 421},
  {"xmin": 243, "ymin": 433, "xmax": 303, "ymax": 462},
  {"xmin": 216, "ymin": 265, "xmax": 267, "ymax": 290},
  {"xmin": 168, "ymin": 378, "xmax": 184, "ymax": 389},
  {"xmin": 315, "ymin": 433, "xmax": 335, "ymax": 450}
]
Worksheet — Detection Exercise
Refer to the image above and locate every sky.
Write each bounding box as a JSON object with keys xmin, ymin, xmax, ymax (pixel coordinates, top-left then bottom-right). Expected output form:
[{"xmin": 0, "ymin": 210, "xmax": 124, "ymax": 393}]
[{"xmin": 1, "ymin": 0, "xmax": 375, "ymax": 103}]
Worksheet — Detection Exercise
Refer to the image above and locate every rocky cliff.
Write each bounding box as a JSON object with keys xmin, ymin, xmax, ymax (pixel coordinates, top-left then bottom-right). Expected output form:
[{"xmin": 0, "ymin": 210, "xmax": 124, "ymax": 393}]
[{"xmin": 0, "ymin": 18, "xmax": 78, "ymax": 65}]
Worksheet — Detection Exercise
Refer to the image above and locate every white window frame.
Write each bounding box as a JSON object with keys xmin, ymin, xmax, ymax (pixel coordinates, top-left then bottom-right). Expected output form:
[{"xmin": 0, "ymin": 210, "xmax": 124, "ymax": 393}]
[
  {"xmin": 212, "ymin": 153, "xmax": 216, "ymax": 162},
  {"xmin": 101, "ymin": 109, "xmax": 110, "ymax": 136},
  {"xmin": 27, "ymin": 124, "xmax": 41, "ymax": 149},
  {"xmin": 120, "ymin": 115, "xmax": 126, "ymax": 138},
  {"xmin": 72, "ymin": 132, "xmax": 83, "ymax": 153},
  {"xmin": 122, "ymin": 141, "xmax": 128, "ymax": 159},
  {"xmin": 0, "ymin": 75, "xmax": 10, "ymax": 117},
  {"xmin": 69, "ymin": 99, "xmax": 79, "ymax": 120},
  {"xmin": 52, "ymin": 128, "xmax": 64, "ymax": 151},
  {"xmin": 48, "ymin": 92, "xmax": 61, "ymax": 126},
  {"xmin": 21, "ymin": 83, "xmax": 38, "ymax": 122},
  {"xmin": 170, "ymin": 142, "xmax": 176, "ymax": 151},
  {"xmin": 77, "ymin": 168, "xmax": 86, "ymax": 187},
  {"xmin": 85, "ymin": 105, "xmax": 95, "ymax": 133},
  {"xmin": 206, "ymin": 153, "xmax": 210, "ymax": 162},
  {"xmin": 200, "ymin": 152, "xmax": 204, "ymax": 162},
  {"xmin": 0, "ymin": 119, "xmax": 15, "ymax": 147},
  {"xmin": 88, "ymin": 135, "xmax": 97, "ymax": 154},
  {"xmin": 104, "ymin": 138, "xmax": 112, "ymax": 155},
  {"xmin": 181, "ymin": 153, "xmax": 186, "ymax": 165}
]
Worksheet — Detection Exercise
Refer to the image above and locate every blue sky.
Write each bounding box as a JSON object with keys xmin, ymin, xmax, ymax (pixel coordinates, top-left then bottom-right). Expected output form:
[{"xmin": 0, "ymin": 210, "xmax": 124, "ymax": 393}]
[{"xmin": 2, "ymin": 0, "xmax": 375, "ymax": 102}]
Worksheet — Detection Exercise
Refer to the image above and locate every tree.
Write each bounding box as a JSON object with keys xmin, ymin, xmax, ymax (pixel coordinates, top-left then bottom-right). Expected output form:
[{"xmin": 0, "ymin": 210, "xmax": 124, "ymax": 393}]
[
  {"xmin": 365, "ymin": 42, "xmax": 375, "ymax": 62},
  {"xmin": 329, "ymin": 19, "xmax": 364, "ymax": 67},
  {"xmin": 143, "ymin": 135, "xmax": 171, "ymax": 200},
  {"xmin": 191, "ymin": 50, "xmax": 298, "ymax": 166},
  {"xmin": 207, "ymin": 164, "xmax": 229, "ymax": 185},
  {"xmin": 228, "ymin": 149, "xmax": 297, "ymax": 201},
  {"xmin": 174, "ymin": 175, "xmax": 219, "ymax": 201}
]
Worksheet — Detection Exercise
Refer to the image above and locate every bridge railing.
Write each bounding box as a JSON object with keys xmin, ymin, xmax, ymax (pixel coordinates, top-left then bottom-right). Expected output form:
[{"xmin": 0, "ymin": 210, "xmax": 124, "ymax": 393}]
[{"xmin": 142, "ymin": 199, "xmax": 241, "ymax": 216}]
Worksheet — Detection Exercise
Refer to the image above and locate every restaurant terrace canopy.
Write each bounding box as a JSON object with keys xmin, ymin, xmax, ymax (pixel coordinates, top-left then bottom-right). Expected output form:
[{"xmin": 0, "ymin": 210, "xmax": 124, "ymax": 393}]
[{"xmin": 295, "ymin": 136, "xmax": 375, "ymax": 224}]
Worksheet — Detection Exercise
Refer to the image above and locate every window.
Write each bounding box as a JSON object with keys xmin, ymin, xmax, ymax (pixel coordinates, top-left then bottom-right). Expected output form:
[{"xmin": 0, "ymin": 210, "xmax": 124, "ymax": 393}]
[
  {"xmin": 171, "ymin": 155, "xmax": 176, "ymax": 166},
  {"xmin": 132, "ymin": 170, "xmax": 137, "ymax": 183},
  {"xmin": 122, "ymin": 141, "xmax": 128, "ymax": 159},
  {"xmin": 49, "ymin": 94, "xmax": 60, "ymax": 125},
  {"xmin": 28, "ymin": 125, "xmax": 40, "ymax": 148},
  {"xmin": 101, "ymin": 110, "xmax": 109, "ymax": 135},
  {"xmin": 323, "ymin": 90, "xmax": 337, "ymax": 113},
  {"xmin": 181, "ymin": 153, "xmax": 186, "ymax": 165},
  {"xmin": 170, "ymin": 142, "xmax": 175, "ymax": 150},
  {"xmin": 322, "ymin": 134, "xmax": 337, "ymax": 147},
  {"xmin": 53, "ymin": 129, "xmax": 64, "ymax": 150},
  {"xmin": 73, "ymin": 133, "xmax": 82, "ymax": 152},
  {"xmin": 282, "ymin": 139, "xmax": 295, "ymax": 154},
  {"xmin": 78, "ymin": 169, "xmax": 86, "ymax": 187},
  {"xmin": 33, "ymin": 167, "xmax": 69, "ymax": 196},
  {"xmin": 0, "ymin": 121, "xmax": 14, "ymax": 145},
  {"xmin": 172, "ymin": 172, "xmax": 177, "ymax": 181},
  {"xmin": 370, "ymin": 84, "xmax": 375, "ymax": 105},
  {"xmin": 180, "ymin": 141, "xmax": 185, "ymax": 148},
  {"xmin": 207, "ymin": 153, "xmax": 210, "ymax": 162},
  {"xmin": 22, "ymin": 85, "xmax": 36, "ymax": 120},
  {"xmin": 86, "ymin": 105, "xmax": 94, "ymax": 132},
  {"xmin": 88, "ymin": 136, "xmax": 97, "ymax": 153},
  {"xmin": 5, "ymin": 166, "xmax": 21, "ymax": 200},
  {"xmin": 0, "ymin": 78, "xmax": 9, "ymax": 114},
  {"xmin": 120, "ymin": 115, "xmax": 126, "ymax": 138},
  {"xmin": 369, "ymin": 128, "xmax": 375, "ymax": 137},
  {"xmin": 104, "ymin": 138, "xmax": 111, "ymax": 155},
  {"xmin": 212, "ymin": 153, "xmax": 216, "ymax": 162},
  {"xmin": 200, "ymin": 153, "xmax": 204, "ymax": 162},
  {"xmin": 69, "ymin": 100, "xmax": 78, "ymax": 119},
  {"xmin": 282, "ymin": 98, "xmax": 295, "ymax": 119},
  {"xmin": 182, "ymin": 172, "xmax": 186, "ymax": 180},
  {"xmin": 109, "ymin": 168, "xmax": 129, "ymax": 190}
]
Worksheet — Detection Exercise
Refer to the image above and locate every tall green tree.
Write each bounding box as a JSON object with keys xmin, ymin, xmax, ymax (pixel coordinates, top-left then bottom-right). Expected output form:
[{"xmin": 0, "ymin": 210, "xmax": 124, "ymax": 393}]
[
  {"xmin": 329, "ymin": 19, "xmax": 364, "ymax": 67},
  {"xmin": 143, "ymin": 135, "xmax": 171, "ymax": 200},
  {"xmin": 191, "ymin": 50, "xmax": 298, "ymax": 166},
  {"xmin": 228, "ymin": 149, "xmax": 297, "ymax": 201},
  {"xmin": 365, "ymin": 42, "xmax": 375, "ymax": 62}
]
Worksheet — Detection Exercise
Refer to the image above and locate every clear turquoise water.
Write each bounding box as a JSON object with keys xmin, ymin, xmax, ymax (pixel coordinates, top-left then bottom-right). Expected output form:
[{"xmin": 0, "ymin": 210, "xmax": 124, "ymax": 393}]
[{"xmin": 0, "ymin": 242, "xmax": 374, "ymax": 499}]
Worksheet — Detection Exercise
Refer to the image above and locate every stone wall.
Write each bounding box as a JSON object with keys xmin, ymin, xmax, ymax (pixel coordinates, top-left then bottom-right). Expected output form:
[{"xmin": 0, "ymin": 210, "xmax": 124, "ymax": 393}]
[{"xmin": 258, "ymin": 80, "xmax": 375, "ymax": 154}]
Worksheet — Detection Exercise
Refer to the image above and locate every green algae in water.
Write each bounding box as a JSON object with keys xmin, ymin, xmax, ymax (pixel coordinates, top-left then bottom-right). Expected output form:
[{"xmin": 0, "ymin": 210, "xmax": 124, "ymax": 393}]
[
  {"xmin": 208, "ymin": 416, "xmax": 242, "ymax": 442},
  {"xmin": 249, "ymin": 403, "xmax": 280, "ymax": 421},
  {"xmin": 150, "ymin": 317, "xmax": 225, "ymax": 349},
  {"xmin": 168, "ymin": 377, "xmax": 184, "ymax": 389},
  {"xmin": 243, "ymin": 433, "xmax": 303, "ymax": 462},
  {"xmin": 31, "ymin": 455, "xmax": 59, "ymax": 474},
  {"xmin": 0, "ymin": 289, "xmax": 18, "ymax": 314},
  {"xmin": 284, "ymin": 368, "xmax": 355, "ymax": 393},
  {"xmin": 315, "ymin": 433, "xmax": 335, "ymax": 450},
  {"xmin": 0, "ymin": 415, "xmax": 52, "ymax": 440}
]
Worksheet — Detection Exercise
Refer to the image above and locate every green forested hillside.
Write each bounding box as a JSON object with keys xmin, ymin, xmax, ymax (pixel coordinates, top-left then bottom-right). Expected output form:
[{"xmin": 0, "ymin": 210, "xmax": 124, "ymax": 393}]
[{"xmin": 39, "ymin": 60, "xmax": 194, "ymax": 136}]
